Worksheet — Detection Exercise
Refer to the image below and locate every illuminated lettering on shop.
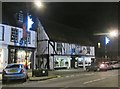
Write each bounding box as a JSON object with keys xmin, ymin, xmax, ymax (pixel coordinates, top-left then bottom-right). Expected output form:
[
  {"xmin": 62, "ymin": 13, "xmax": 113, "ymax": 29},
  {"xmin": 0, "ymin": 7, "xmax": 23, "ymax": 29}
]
[{"xmin": 27, "ymin": 15, "xmax": 34, "ymax": 31}]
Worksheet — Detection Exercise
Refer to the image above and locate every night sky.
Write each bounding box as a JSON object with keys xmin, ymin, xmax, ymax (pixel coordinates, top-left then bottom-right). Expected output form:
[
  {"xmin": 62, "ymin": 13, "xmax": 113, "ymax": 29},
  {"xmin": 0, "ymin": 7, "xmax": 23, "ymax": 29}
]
[
  {"xmin": 2, "ymin": 2, "xmax": 119, "ymax": 57},
  {"xmin": 43, "ymin": 2, "xmax": 118, "ymax": 34}
]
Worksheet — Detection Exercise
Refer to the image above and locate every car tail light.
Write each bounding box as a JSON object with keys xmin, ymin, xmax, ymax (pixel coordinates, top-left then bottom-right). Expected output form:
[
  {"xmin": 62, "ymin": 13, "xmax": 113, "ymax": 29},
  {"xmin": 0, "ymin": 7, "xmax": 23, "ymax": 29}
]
[{"xmin": 100, "ymin": 64, "xmax": 105, "ymax": 68}]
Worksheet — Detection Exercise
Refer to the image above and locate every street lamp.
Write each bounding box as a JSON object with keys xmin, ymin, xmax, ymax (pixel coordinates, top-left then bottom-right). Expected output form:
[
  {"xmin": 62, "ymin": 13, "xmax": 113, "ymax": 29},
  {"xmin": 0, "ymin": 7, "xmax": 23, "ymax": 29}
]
[
  {"xmin": 34, "ymin": 0, "xmax": 43, "ymax": 8},
  {"xmin": 32, "ymin": 1, "xmax": 45, "ymax": 70},
  {"xmin": 104, "ymin": 36, "xmax": 110, "ymax": 59},
  {"xmin": 95, "ymin": 29, "xmax": 118, "ymax": 60},
  {"xmin": 105, "ymin": 30, "xmax": 118, "ymax": 59},
  {"xmin": 108, "ymin": 30, "xmax": 118, "ymax": 38},
  {"xmin": 24, "ymin": 1, "xmax": 44, "ymax": 71}
]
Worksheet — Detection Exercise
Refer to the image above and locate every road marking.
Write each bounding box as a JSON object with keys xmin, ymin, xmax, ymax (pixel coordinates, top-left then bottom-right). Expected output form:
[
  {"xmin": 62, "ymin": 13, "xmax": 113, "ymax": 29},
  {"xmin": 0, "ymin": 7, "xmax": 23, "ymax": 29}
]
[
  {"xmin": 84, "ymin": 73, "xmax": 94, "ymax": 75},
  {"xmin": 65, "ymin": 76, "xmax": 69, "ymax": 78},
  {"xmin": 57, "ymin": 75, "xmax": 62, "ymax": 78},
  {"xmin": 83, "ymin": 78, "xmax": 105, "ymax": 84},
  {"xmin": 60, "ymin": 73, "xmax": 95, "ymax": 79},
  {"xmin": 60, "ymin": 87, "xmax": 69, "ymax": 89},
  {"xmin": 71, "ymin": 75, "xmax": 74, "ymax": 77}
]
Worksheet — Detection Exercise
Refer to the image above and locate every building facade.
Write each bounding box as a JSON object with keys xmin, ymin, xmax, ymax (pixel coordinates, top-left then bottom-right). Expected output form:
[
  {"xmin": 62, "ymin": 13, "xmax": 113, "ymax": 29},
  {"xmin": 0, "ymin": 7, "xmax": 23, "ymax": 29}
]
[
  {"xmin": 0, "ymin": 23, "xmax": 95, "ymax": 71},
  {"xmin": 0, "ymin": 24, "xmax": 36, "ymax": 71},
  {"xmin": 38, "ymin": 24, "xmax": 95, "ymax": 70}
]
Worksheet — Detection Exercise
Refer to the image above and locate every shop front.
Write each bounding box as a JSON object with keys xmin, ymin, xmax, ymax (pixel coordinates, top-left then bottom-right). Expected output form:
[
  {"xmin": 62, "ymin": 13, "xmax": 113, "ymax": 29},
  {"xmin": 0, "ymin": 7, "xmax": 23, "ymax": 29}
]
[
  {"xmin": 0, "ymin": 46, "xmax": 8, "ymax": 71},
  {"xmin": 71, "ymin": 56, "xmax": 78, "ymax": 69},
  {"xmin": 53, "ymin": 55, "xmax": 71, "ymax": 69},
  {"xmin": 78, "ymin": 56, "xmax": 95, "ymax": 67},
  {"xmin": 8, "ymin": 45, "xmax": 35, "ymax": 69}
]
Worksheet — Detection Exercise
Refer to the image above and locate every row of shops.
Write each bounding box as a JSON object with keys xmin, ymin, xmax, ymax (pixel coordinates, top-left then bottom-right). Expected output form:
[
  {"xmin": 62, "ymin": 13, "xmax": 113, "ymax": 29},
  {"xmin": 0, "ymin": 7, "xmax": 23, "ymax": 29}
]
[
  {"xmin": 0, "ymin": 23, "xmax": 95, "ymax": 71},
  {"xmin": 51, "ymin": 55, "xmax": 94, "ymax": 69}
]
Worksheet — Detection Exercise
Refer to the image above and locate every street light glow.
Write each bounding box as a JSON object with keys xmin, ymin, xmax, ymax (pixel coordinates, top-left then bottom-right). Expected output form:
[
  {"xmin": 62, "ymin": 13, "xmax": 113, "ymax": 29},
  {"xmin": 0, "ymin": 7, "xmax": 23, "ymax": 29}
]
[
  {"xmin": 34, "ymin": 0, "xmax": 43, "ymax": 8},
  {"xmin": 109, "ymin": 30, "xmax": 118, "ymax": 37}
]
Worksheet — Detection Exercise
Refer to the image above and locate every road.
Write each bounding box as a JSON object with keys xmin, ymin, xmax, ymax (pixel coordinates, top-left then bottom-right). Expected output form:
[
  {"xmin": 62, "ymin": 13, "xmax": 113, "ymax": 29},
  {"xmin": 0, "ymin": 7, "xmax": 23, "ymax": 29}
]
[{"xmin": 1, "ymin": 69, "xmax": 119, "ymax": 88}]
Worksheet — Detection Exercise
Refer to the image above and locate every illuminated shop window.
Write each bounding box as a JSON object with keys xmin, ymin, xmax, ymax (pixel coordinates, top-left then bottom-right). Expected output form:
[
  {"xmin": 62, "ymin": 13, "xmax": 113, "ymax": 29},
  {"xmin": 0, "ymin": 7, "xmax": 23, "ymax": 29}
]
[
  {"xmin": 0, "ymin": 49, "xmax": 3, "ymax": 69},
  {"xmin": 54, "ymin": 57, "xmax": 69, "ymax": 68},
  {"xmin": 17, "ymin": 50, "xmax": 32, "ymax": 69}
]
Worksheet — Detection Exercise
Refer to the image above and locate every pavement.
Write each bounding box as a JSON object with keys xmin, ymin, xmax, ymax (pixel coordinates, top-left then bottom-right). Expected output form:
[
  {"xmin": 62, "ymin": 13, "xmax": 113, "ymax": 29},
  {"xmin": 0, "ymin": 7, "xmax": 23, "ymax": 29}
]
[{"xmin": 0, "ymin": 68, "xmax": 85, "ymax": 82}]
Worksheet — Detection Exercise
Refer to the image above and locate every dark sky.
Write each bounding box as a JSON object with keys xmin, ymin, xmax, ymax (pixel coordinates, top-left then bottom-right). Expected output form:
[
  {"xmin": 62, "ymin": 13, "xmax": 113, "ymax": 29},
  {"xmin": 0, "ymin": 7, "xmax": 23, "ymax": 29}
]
[
  {"xmin": 3, "ymin": 2, "xmax": 118, "ymax": 33},
  {"xmin": 40, "ymin": 2, "xmax": 118, "ymax": 33},
  {"xmin": 2, "ymin": 2, "xmax": 118, "ymax": 44}
]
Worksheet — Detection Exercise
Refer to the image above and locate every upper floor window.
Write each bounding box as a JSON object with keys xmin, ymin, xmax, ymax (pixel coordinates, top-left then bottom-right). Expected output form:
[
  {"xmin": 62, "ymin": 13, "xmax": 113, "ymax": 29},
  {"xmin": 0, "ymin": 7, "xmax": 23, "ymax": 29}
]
[
  {"xmin": 0, "ymin": 26, "xmax": 4, "ymax": 41},
  {"xmin": 57, "ymin": 43, "xmax": 62, "ymax": 54},
  {"xmin": 11, "ymin": 28, "xmax": 18, "ymax": 43},
  {"xmin": 27, "ymin": 32, "xmax": 31, "ymax": 44}
]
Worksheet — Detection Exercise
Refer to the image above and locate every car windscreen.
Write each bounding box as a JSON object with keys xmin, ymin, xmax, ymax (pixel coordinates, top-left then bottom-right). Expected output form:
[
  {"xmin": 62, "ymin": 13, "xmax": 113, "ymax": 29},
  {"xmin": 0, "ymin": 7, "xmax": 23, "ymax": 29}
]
[
  {"xmin": 111, "ymin": 61, "xmax": 118, "ymax": 64},
  {"xmin": 6, "ymin": 64, "xmax": 20, "ymax": 68}
]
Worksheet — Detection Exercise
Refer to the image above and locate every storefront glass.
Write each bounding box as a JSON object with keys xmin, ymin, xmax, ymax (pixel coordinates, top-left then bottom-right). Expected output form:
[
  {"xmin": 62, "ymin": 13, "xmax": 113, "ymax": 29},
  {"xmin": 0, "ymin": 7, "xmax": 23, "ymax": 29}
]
[
  {"xmin": 8, "ymin": 48, "xmax": 33, "ymax": 69},
  {"xmin": 0, "ymin": 49, "xmax": 3, "ymax": 69},
  {"xmin": 17, "ymin": 50, "xmax": 32, "ymax": 69},
  {"xmin": 78, "ymin": 57, "xmax": 92, "ymax": 67},
  {"xmin": 54, "ymin": 56, "xmax": 70, "ymax": 69}
]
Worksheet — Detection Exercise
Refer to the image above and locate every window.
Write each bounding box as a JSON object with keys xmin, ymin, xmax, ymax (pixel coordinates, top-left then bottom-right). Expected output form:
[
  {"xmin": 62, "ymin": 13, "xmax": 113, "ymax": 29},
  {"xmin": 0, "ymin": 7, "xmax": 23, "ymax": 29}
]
[
  {"xmin": 57, "ymin": 43, "xmax": 62, "ymax": 54},
  {"xmin": 0, "ymin": 26, "xmax": 4, "ymax": 41},
  {"xmin": 27, "ymin": 32, "xmax": 31, "ymax": 44},
  {"xmin": 6, "ymin": 64, "xmax": 20, "ymax": 68},
  {"xmin": 11, "ymin": 28, "xmax": 18, "ymax": 43}
]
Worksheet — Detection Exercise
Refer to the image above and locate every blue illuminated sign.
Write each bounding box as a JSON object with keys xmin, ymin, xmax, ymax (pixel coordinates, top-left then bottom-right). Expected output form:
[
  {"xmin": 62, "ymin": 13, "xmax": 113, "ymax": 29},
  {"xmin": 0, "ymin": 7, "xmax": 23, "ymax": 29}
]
[
  {"xmin": 27, "ymin": 15, "xmax": 34, "ymax": 31},
  {"xmin": 105, "ymin": 36, "xmax": 110, "ymax": 45}
]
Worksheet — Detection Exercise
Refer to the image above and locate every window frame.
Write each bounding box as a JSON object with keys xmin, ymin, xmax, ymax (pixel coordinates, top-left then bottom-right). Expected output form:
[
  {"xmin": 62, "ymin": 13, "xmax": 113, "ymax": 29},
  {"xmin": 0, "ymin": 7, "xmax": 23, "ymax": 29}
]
[{"xmin": 0, "ymin": 26, "xmax": 4, "ymax": 41}]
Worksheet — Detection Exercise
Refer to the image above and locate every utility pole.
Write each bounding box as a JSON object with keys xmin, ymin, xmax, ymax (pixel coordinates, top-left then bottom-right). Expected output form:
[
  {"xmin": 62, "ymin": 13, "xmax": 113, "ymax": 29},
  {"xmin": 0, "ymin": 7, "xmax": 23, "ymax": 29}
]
[{"xmin": 36, "ymin": 18, "xmax": 41, "ymax": 69}]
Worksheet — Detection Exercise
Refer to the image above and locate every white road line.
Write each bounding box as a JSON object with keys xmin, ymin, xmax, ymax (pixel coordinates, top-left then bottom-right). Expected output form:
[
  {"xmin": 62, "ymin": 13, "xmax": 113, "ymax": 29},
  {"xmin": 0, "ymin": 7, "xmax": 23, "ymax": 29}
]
[
  {"xmin": 84, "ymin": 73, "xmax": 94, "ymax": 76},
  {"xmin": 83, "ymin": 78, "xmax": 105, "ymax": 84},
  {"xmin": 71, "ymin": 75, "xmax": 74, "ymax": 77},
  {"xmin": 63, "ymin": 73, "xmax": 94, "ymax": 78},
  {"xmin": 65, "ymin": 76, "xmax": 69, "ymax": 78},
  {"xmin": 57, "ymin": 76, "xmax": 61, "ymax": 78}
]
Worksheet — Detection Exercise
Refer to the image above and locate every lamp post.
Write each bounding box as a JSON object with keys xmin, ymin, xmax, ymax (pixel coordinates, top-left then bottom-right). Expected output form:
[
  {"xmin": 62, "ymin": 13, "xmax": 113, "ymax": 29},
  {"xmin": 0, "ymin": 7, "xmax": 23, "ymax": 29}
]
[
  {"xmin": 95, "ymin": 29, "xmax": 118, "ymax": 60},
  {"xmin": 33, "ymin": 1, "xmax": 44, "ymax": 69},
  {"xmin": 104, "ymin": 36, "xmax": 110, "ymax": 59},
  {"xmin": 24, "ymin": 1, "xmax": 43, "ymax": 72}
]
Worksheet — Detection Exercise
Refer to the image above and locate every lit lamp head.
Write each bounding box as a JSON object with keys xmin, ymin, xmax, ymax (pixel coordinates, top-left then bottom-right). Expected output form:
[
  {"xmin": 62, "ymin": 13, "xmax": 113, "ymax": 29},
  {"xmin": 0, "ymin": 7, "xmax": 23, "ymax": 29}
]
[
  {"xmin": 109, "ymin": 30, "xmax": 118, "ymax": 38},
  {"xmin": 34, "ymin": 0, "xmax": 44, "ymax": 8}
]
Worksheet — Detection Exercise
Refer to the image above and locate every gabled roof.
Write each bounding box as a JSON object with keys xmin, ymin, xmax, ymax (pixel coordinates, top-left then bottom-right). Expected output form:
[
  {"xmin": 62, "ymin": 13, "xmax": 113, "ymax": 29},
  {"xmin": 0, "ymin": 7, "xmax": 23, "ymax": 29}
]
[{"xmin": 40, "ymin": 19, "xmax": 94, "ymax": 46}]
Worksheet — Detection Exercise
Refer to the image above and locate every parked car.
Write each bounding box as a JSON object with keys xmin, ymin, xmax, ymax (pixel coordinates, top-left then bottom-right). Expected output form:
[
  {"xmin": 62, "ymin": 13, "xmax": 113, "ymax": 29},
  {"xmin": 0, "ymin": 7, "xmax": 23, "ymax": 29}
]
[
  {"xmin": 104, "ymin": 61, "xmax": 113, "ymax": 70},
  {"xmin": 86, "ymin": 62, "xmax": 108, "ymax": 72},
  {"xmin": 110, "ymin": 61, "xmax": 120, "ymax": 69},
  {"xmin": 2, "ymin": 63, "xmax": 28, "ymax": 83}
]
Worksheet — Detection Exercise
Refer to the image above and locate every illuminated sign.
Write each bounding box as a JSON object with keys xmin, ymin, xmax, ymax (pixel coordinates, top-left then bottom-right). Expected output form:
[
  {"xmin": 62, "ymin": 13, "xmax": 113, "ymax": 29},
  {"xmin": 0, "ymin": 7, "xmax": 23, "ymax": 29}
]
[
  {"xmin": 105, "ymin": 36, "xmax": 110, "ymax": 45},
  {"xmin": 27, "ymin": 15, "xmax": 34, "ymax": 31}
]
